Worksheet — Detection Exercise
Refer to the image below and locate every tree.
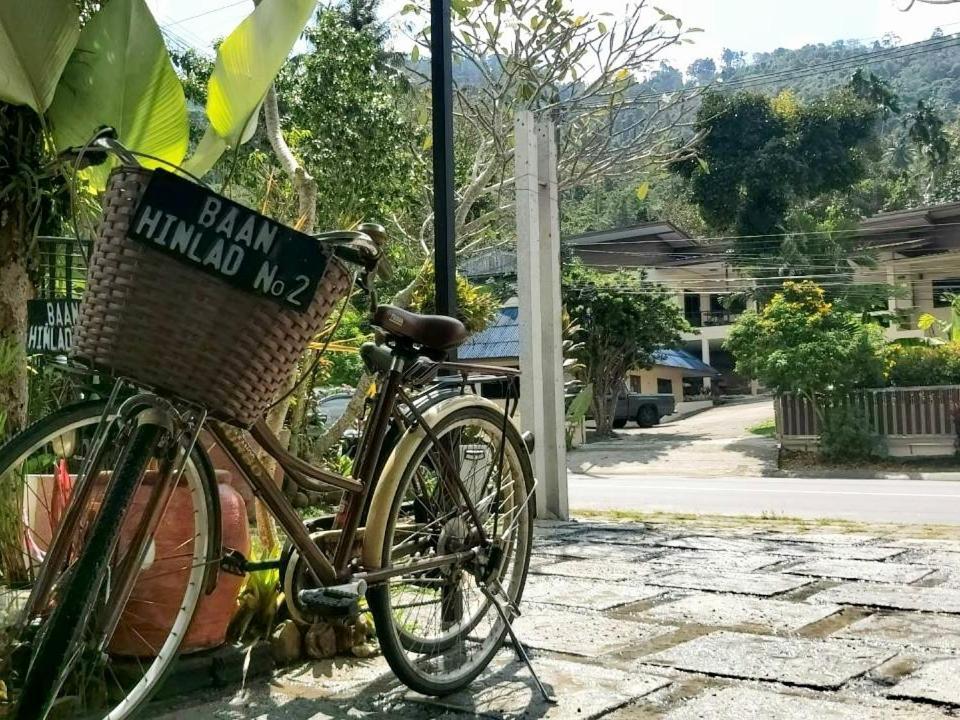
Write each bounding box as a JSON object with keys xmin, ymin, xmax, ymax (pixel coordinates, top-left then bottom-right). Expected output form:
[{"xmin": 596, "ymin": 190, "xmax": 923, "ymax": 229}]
[
  {"xmin": 275, "ymin": 9, "xmax": 423, "ymax": 231},
  {"xmin": 687, "ymin": 57, "xmax": 717, "ymax": 86},
  {"xmin": 403, "ymin": 0, "xmax": 703, "ymax": 254},
  {"xmin": 562, "ymin": 262, "xmax": 688, "ymax": 438},
  {"xmin": 725, "ymin": 281, "xmax": 886, "ymax": 404},
  {"xmin": 671, "ymin": 81, "xmax": 888, "ymax": 275}
]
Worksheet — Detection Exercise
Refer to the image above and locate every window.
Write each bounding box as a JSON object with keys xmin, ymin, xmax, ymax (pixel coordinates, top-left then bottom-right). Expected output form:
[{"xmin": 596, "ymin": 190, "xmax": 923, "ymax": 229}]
[
  {"xmin": 933, "ymin": 279, "xmax": 960, "ymax": 307},
  {"xmin": 657, "ymin": 378, "xmax": 673, "ymax": 395},
  {"xmin": 630, "ymin": 376, "xmax": 643, "ymax": 392}
]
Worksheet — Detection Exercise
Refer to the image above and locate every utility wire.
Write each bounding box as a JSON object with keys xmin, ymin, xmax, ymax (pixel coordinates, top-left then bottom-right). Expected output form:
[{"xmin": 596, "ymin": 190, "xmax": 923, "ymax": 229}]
[{"xmin": 577, "ymin": 31, "xmax": 960, "ymax": 109}]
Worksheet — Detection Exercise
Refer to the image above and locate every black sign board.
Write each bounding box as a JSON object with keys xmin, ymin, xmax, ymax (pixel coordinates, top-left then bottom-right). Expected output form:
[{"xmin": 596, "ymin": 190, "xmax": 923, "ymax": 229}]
[
  {"xmin": 127, "ymin": 169, "xmax": 328, "ymax": 312},
  {"xmin": 27, "ymin": 299, "xmax": 81, "ymax": 354}
]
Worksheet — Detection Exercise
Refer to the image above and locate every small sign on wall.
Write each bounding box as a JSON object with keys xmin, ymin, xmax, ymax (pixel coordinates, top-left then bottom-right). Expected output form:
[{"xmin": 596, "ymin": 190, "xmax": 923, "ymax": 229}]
[
  {"xmin": 127, "ymin": 169, "xmax": 330, "ymax": 312},
  {"xmin": 27, "ymin": 299, "xmax": 81, "ymax": 354}
]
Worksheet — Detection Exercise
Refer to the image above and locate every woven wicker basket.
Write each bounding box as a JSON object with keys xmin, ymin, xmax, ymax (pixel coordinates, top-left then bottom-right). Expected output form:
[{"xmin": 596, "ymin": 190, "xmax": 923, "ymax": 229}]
[{"xmin": 72, "ymin": 168, "xmax": 352, "ymax": 427}]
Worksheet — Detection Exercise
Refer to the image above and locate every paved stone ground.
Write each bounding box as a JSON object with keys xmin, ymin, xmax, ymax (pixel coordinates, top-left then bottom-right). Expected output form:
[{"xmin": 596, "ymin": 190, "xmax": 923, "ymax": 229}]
[{"xmin": 146, "ymin": 519, "xmax": 960, "ymax": 719}]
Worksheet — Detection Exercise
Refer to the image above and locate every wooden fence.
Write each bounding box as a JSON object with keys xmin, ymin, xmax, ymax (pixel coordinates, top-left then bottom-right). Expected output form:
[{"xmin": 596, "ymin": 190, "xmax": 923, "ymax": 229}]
[{"xmin": 776, "ymin": 385, "xmax": 960, "ymax": 438}]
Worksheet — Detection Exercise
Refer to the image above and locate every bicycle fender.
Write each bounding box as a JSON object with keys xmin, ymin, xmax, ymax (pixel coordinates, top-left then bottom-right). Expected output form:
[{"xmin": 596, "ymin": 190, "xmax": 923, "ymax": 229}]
[{"xmin": 361, "ymin": 394, "xmax": 514, "ymax": 571}]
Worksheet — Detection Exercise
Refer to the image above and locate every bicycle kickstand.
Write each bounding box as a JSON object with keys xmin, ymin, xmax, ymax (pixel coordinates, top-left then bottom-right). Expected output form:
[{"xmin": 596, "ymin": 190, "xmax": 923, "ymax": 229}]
[{"xmin": 479, "ymin": 583, "xmax": 556, "ymax": 704}]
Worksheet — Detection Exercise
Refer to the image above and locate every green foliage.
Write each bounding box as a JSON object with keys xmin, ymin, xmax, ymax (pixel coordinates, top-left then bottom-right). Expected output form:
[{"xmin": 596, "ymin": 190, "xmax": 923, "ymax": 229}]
[
  {"xmin": 886, "ymin": 342, "xmax": 960, "ymax": 387},
  {"xmin": 563, "ymin": 262, "xmax": 689, "ymax": 437},
  {"xmin": 726, "ymin": 281, "xmax": 886, "ymax": 398},
  {"xmin": 204, "ymin": 0, "xmax": 315, "ymax": 149},
  {"xmin": 561, "ymin": 180, "xmax": 650, "ymax": 236},
  {"xmin": 564, "ymin": 383, "xmax": 592, "ymax": 450},
  {"xmin": 748, "ymin": 419, "xmax": 776, "ymax": 437},
  {"xmin": 820, "ymin": 402, "xmax": 885, "ymax": 462},
  {"xmin": 672, "ymin": 83, "xmax": 883, "ymax": 266},
  {"xmin": 49, "ymin": 0, "xmax": 189, "ymax": 188},
  {"xmin": 275, "ymin": 9, "xmax": 423, "ymax": 228},
  {"xmin": 227, "ymin": 537, "xmax": 281, "ymax": 643},
  {"xmin": 0, "ymin": 0, "xmax": 79, "ymax": 113},
  {"xmin": 409, "ymin": 264, "xmax": 498, "ymax": 335}
]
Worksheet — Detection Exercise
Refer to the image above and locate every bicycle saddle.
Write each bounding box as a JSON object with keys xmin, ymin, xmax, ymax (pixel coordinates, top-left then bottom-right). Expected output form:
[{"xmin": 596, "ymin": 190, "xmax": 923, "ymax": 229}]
[{"xmin": 373, "ymin": 305, "xmax": 468, "ymax": 351}]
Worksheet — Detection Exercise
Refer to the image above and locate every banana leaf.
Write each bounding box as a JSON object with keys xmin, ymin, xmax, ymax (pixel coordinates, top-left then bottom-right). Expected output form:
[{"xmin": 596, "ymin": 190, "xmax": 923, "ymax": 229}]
[
  {"xmin": 0, "ymin": 0, "xmax": 79, "ymax": 113},
  {"xmin": 47, "ymin": 0, "xmax": 188, "ymax": 188}
]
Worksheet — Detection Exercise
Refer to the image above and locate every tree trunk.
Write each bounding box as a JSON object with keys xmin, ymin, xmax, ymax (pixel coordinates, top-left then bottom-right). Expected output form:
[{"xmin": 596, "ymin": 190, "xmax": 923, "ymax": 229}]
[
  {"xmin": 591, "ymin": 376, "xmax": 616, "ymax": 439},
  {"xmin": 0, "ymin": 222, "xmax": 32, "ymax": 439}
]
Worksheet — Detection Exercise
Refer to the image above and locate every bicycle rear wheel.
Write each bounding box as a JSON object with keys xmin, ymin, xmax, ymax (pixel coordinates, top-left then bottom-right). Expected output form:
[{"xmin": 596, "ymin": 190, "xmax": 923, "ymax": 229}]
[
  {"xmin": 3, "ymin": 408, "xmax": 215, "ymax": 720},
  {"xmin": 366, "ymin": 404, "xmax": 534, "ymax": 696}
]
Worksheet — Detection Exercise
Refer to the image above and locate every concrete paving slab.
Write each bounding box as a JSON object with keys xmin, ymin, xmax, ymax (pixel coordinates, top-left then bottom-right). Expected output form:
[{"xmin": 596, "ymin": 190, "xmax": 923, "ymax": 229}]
[
  {"xmin": 522, "ymin": 574, "xmax": 663, "ymax": 611},
  {"xmin": 882, "ymin": 539, "xmax": 960, "ymax": 553},
  {"xmin": 786, "ymin": 559, "xmax": 934, "ymax": 584},
  {"xmin": 413, "ymin": 653, "xmax": 671, "ymax": 719},
  {"xmin": 650, "ymin": 550, "xmax": 782, "ymax": 573},
  {"xmin": 512, "ymin": 604, "xmax": 674, "ymax": 657},
  {"xmin": 902, "ymin": 550, "xmax": 960, "ymax": 567},
  {"xmin": 889, "ymin": 658, "xmax": 960, "ymax": 706},
  {"xmin": 534, "ymin": 541, "xmax": 660, "ymax": 563},
  {"xmin": 755, "ymin": 532, "xmax": 880, "ymax": 545},
  {"xmin": 534, "ymin": 558, "xmax": 657, "ymax": 582},
  {"xmin": 810, "ymin": 582, "xmax": 960, "ymax": 613},
  {"xmin": 642, "ymin": 631, "xmax": 895, "ymax": 689},
  {"xmin": 638, "ymin": 593, "xmax": 842, "ymax": 632},
  {"xmin": 835, "ymin": 612, "xmax": 960, "ymax": 650},
  {"xmin": 278, "ymin": 656, "xmax": 394, "ymax": 698},
  {"xmin": 660, "ymin": 686, "xmax": 952, "ymax": 720},
  {"xmin": 570, "ymin": 528, "xmax": 671, "ymax": 546},
  {"xmin": 659, "ymin": 535, "xmax": 776, "ymax": 554},
  {"xmin": 646, "ymin": 570, "xmax": 813, "ymax": 596},
  {"xmin": 769, "ymin": 543, "xmax": 906, "ymax": 561}
]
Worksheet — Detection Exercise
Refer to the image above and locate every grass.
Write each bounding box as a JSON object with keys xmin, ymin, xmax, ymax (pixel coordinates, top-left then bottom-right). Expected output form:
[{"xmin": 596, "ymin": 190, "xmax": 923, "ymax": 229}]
[
  {"xmin": 747, "ymin": 418, "xmax": 776, "ymax": 437},
  {"xmin": 572, "ymin": 508, "xmax": 960, "ymax": 539}
]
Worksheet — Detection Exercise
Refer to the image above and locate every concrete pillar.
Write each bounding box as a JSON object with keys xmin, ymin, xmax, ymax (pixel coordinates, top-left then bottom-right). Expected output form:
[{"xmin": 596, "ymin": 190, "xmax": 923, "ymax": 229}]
[
  {"xmin": 701, "ymin": 337, "xmax": 712, "ymax": 391},
  {"xmin": 515, "ymin": 111, "xmax": 568, "ymax": 520},
  {"xmin": 699, "ymin": 291, "xmax": 711, "ymax": 325}
]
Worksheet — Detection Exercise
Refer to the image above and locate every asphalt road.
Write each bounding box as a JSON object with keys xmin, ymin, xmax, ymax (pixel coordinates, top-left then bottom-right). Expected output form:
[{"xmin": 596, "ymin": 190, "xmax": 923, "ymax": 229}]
[
  {"xmin": 567, "ymin": 472, "xmax": 960, "ymax": 524},
  {"xmin": 567, "ymin": 398, "xmax": 960, "ymax": 524}
]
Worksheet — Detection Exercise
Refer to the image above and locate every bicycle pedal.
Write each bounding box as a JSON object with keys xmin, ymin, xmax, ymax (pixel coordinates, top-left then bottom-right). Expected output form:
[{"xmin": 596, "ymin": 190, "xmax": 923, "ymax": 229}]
[
  {"xmin": 220, "ymin": 547, "xmax": 248, "ymax": 576},
  {"xmin": 298, "ymin": 580, "xmax": 367, "ymax": 615}
]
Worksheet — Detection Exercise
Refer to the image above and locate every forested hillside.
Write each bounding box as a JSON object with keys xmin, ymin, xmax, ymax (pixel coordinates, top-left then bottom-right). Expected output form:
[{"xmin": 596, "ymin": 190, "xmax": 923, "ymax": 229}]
[
  {"xmin": 561, "ymin": 29, "xmax": 960, "ymax": 239},
  {"xmin": 683, "ymin": 32, "xmax": 960, "ymax": 113}
]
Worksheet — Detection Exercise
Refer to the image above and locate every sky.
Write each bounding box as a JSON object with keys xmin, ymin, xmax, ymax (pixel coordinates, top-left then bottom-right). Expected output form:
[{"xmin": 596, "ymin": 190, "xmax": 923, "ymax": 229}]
[{"xmin": 148, "ymin": 0, "xmax": 960, "ymax": 71}]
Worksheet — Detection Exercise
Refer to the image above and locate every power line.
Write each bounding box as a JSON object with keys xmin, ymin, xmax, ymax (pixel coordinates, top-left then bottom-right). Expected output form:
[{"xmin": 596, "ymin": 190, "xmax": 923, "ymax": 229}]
[
  {"xmin": 577, "ymin": 30, "xmax": 960, "ymax": 110},
  {"xmin": 165, "ymin": 0, "xmax": 250, "ymax": 25},
  {"xmin": 558, "ymin": 220, "xmax": 960, "ymax": 248}
]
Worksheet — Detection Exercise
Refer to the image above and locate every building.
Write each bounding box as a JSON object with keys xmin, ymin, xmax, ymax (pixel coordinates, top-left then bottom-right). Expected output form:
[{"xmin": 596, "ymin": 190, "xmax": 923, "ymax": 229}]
[
  {"xmin": 856, "ymin": 201, "xmax": 960, "ymax": 338},
  {"xmin": 566, "ymin": 221, "xmax": 753, "ymax": 393},
  {"xmin": 459, "ymin": 300, "xmax": 719, "ymax": 412},
  {"xmin": 461, "ymin": 203, "xmax": 960, "ymax": 396}
]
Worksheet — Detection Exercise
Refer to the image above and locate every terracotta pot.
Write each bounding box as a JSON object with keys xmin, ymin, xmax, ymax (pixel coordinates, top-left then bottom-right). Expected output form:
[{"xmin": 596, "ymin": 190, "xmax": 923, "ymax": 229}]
[{"xmin": 108, "ymin": 481, "xmax": 249, "ymax": 656}]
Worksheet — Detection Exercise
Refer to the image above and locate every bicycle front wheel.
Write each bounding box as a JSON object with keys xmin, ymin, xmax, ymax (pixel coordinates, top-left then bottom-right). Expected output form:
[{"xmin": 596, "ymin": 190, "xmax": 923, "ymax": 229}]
[
  {"xmin": 1, "ymin": 406, "xmax": 215, "ymax": 720},
  {"xmin": 366, "ymin": 403, "xmax": 534, "ymax": 696}
]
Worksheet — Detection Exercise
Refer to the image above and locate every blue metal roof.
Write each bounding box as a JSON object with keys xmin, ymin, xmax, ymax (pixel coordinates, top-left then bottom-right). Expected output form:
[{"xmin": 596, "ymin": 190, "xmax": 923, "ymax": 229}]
[
  {"xmin": 461, "ymin": 308, "xmax": 719, "ymax": 379},
  {"xmin": 653, "ymin": 349, "xmax": 719, "ymax": 377},
  {"xmin": 459, "ymin": 306, "xmax": 520, "ymax": 360}
]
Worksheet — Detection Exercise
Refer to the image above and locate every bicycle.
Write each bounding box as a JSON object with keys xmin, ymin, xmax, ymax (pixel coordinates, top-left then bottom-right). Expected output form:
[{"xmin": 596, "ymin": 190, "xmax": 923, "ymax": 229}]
[{"xmin": 0, "ymin": 132, "xmax": 538, "ymax": 720}]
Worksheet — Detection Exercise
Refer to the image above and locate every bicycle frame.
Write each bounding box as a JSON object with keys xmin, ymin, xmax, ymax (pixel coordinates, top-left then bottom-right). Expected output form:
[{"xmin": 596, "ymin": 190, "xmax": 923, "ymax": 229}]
[{"xmin": 207, "ymin": 352, "xmax": 522, "ymax": 589}]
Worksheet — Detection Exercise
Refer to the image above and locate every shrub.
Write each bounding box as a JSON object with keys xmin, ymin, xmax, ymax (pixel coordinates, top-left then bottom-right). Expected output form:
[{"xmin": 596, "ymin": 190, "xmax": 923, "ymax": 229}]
[
  {"xmin": 819, "ymin": 402, "xmax": 885, "ymax": 462},
  {"xmin": 886, "ymin": 342, "xmax": 960, "ymax": 387}
]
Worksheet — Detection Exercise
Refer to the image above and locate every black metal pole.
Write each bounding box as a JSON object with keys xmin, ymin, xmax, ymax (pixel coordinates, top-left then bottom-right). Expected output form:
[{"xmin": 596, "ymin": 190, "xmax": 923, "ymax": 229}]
[{"xmin": 430, "ymin": 0, "xmax": 457, "ymax": 320}]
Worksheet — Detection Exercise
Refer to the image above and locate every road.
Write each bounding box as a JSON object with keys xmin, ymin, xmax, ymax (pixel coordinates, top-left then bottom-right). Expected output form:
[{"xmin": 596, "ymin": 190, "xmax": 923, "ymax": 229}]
[
  {"xmin": 567, "ymin": 397, "xmax": 960, "ymax": 524},
  {"xmin": 568, "ymin": 472, "xmax": 960, "ymax": 524},
  {"xmin": 570, "ymin": 398, "xmax": 779, "ymax": 479}
]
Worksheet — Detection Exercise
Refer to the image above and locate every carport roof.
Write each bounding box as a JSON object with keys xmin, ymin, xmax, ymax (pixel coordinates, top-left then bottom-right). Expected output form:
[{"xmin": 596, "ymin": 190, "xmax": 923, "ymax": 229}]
[
  {"xmin": 461, "ymin": 307, "xmax": 719, "ymax": 379},
  {"xmin": 653, "ymin": 349, "xmax": 720, "ymax": 378}
]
